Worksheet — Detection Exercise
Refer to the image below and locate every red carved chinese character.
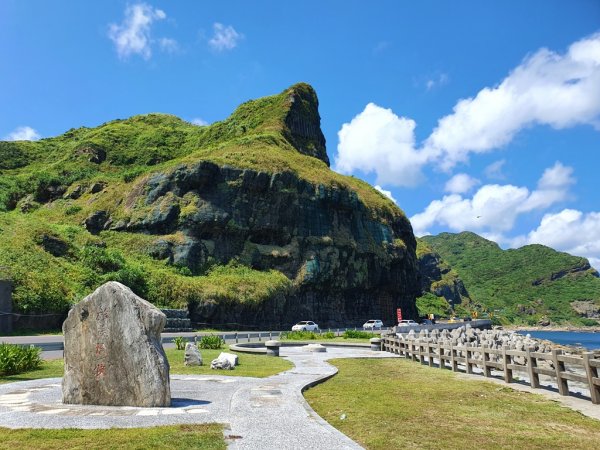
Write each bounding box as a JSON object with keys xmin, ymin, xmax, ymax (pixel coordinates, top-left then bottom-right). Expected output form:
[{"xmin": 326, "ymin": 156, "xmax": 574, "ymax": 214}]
[
  {"xmin": 95, "ymin": 343, "xmax": 106, "ymax": 358},
  {"xmin": 95, "ymin": 363, "xmax": 106, "ymax": 379}
]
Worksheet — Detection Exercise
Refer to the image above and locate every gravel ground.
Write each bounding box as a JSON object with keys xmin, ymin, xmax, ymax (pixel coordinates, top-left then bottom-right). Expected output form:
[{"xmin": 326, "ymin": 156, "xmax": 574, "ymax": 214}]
[{"xmin": 0, "ymin": 346, "xmax": 398, "ymax": 449}]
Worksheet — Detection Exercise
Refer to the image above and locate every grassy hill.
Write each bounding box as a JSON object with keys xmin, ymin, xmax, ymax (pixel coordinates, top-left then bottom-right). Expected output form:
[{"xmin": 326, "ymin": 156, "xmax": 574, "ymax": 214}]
[
  {"xmin": 422, "ymin": 232, "xmax": 600, "ymax": 326},
  {"xmin": 0, "ymin": 83, "xmax": 414, "ymax": 329}
]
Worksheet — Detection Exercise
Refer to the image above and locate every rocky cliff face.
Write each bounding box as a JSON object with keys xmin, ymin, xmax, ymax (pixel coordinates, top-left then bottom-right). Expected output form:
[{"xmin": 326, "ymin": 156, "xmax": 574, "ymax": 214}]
[
  {"xmin": 0, "ymin": 83, "xmax": 420, "ymax": 330},
  {"xmin": 102, "ymin": 160, "xmax": 418, "ymax": 328},
  {"xmin": 417, "ymin": 239, "xmax": 471, "ymax": 307},
  {"xmin": 80, "ymin": 84, "xmax": 420, "ymax": 328}
]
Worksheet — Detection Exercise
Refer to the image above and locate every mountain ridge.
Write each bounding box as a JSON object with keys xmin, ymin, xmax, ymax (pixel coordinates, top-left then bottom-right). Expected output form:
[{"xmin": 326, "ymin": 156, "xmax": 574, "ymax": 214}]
[
  {"xmin": 421, "ymin": 231, "xmax": 600, "ymax": 326},
  {"xmin": 0, "ymin": 83, "xmax": 420, "ymax": 330}
]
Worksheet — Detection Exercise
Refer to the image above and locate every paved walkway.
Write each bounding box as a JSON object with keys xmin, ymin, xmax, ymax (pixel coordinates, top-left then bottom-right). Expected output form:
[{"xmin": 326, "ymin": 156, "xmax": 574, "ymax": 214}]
[{"xmin": 0, "ymin": 347, "xmax": 398, "ymax": 449}]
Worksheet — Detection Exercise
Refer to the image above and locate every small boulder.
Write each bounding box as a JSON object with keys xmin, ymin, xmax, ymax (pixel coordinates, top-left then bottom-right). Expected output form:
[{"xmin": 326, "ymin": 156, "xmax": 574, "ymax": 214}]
[
  {"xmin": 84, "ymin": 210, "xmax": 110, "ymax": 234},
  {"xmin": 184, "ymin": 342, "xmax": 203, "ymax": 366},
  {"xmin": 217, "ymin": 352, "xmax": 238, "ymax": 366},
  {"xmin": 211, "ymin": 355, "xmax": 234, "ymax": 370},
  {"xmin": 304, "ymin": 343, "xmax": 327, "ymax": 352}
]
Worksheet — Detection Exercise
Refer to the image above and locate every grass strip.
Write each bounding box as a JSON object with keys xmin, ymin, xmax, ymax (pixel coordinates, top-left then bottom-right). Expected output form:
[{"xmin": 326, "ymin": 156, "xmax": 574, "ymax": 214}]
[
  {"xmin": 0, "ymin": 346, "xmax": 293, "ymax": 384},
  {"xmin": 0, "ymin": 424, "xmax": 225, "ymax": 450},
  {"xmin": 304, "ymin": 358, "xmax": 600, "ymax": 450}
]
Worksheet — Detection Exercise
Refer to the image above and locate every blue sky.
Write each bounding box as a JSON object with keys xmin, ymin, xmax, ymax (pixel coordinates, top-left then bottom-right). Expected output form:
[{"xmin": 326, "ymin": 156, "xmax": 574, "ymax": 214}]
[{"xmin": 2, "ymin": 1, "xmax": 599, "ymax": 267}]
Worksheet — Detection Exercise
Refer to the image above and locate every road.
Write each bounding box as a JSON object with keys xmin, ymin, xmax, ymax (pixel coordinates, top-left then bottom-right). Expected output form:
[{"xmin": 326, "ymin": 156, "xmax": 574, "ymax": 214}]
[{"xmin": 0, "ymin": 328, "xmax": 391, "ymax": 360}]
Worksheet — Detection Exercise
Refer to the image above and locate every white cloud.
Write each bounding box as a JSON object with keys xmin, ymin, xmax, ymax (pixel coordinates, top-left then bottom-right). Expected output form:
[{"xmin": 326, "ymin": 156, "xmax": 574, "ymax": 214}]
[
  {"xmin": 158, "ymin": 37, "xmax": 178, "ymax": 54},
  {"xmin": 444, "ymin": 173, "xmax": 480, "ymax": 194},
  {"xmin": 191, "ymin": 117, "xmax": 208, "ymax": 126},
  {"xmin": 335, "ymin": 103, "xmax": 430, "ymax": 187},
  {"xmin": 426, "ymin": 73, "xmax": 449, "ymax": 91},
  {"xmin": 410, "ymin": 163, "xmax": 574, "ymax": 236},
  {"xmin": 425, "ymin": 32, "xmax": 600, "ymax": 171},
  {"xmin": 484, "ymin": 159, "xmax": 506, "ymax": 180},
  {"xmin": 520, "ymin": 162, "xmax": 575, "ymax": 211},
  {"xmin": 374, "ymin": 185, "xmax": 397, "ymax": 203},
  {"xmin": 108, "ymin": 3, "xmax": 166, "ymax": 60},
  {"xmin": 208, "ymin": 23, "xmax": 242, "ymax": 51},
  {"xmin": 513, "ymin": 209, "xmax": 600, "ymax": 270},
  {"xmin": 336, "ymin": 33, "xmax": 600, "ymax": 184},
  {"xmin": 3, "ymin": 126, "xmax": 41, "ymax": 141}
]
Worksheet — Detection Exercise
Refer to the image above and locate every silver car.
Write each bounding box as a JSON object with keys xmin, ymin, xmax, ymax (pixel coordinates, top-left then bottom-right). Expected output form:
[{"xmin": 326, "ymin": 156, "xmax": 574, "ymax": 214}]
[
  {"xmin": 363, "ymin": 319, "xmax": 383, "ymax": 329},
  {"xmin": 292, "ymin": 321, "xmax": 319, "ymax": 331}
]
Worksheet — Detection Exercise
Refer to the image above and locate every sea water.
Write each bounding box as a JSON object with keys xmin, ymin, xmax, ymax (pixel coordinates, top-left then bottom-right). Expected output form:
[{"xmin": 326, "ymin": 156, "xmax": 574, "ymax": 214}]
[{"xmin": 520, "ymin": 330, "xmax": 600, "ymax": 350}]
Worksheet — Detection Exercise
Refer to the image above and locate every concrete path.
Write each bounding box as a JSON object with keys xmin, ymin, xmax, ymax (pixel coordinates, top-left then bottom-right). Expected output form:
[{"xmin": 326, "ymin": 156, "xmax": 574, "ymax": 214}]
[{"xmin": 0, "ymin": 346, "xmax": 397, "ymax": 449}]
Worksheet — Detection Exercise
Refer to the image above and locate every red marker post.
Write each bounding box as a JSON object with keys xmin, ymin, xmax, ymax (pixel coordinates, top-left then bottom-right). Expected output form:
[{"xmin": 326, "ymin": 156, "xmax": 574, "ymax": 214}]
[{"xmin": 396, "ymin": 308, "xmax": 402, "ymax": 323}]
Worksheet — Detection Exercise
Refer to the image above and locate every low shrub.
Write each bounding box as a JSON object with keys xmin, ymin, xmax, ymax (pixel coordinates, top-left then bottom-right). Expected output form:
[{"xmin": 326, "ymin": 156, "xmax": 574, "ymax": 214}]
[
  {"xmin": 0, "ymin": 343, "xmax": 42, "ymax": 375},
  {"xmin": 173, "ymin": 336, "xmax": 186, "ymax": 350},
  {"xmin": 580, "ymin": 318, "xmax": 599, "ymax": 327},
  {"xmin": 279, "ymin": 330, "xmax": 318, "ymax": 340},
  {"xmin": 343, "ymin": 330, "xmax": 375, "ymax": 339},
  {"xmin": 198, "ymin": 335, "xmax": 224, "ymax": 349}
]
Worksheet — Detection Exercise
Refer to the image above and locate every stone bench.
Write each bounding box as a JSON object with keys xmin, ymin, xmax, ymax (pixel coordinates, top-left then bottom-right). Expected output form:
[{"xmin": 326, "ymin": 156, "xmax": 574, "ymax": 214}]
[
  {"xmin": 265, "ymin": 340, "xmax": 281, "ymax": 357},
  {"xmin": 370, "ymin": 337, "xmax": 382, "ymax": 351}
]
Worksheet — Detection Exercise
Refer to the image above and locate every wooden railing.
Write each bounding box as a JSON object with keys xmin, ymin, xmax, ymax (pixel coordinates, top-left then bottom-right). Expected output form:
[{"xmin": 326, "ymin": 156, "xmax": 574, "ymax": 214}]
[{"xmin": 381, "ymin": 335, "xmax": 600, "ymax": 404}]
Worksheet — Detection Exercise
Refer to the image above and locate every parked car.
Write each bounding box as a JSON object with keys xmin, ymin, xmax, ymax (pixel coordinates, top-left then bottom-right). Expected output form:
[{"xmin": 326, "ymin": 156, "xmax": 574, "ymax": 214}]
[
  {"xmin": 397, "ymin": 319, "xmax": 418, "ymax": 326},
  {"xmin": 363, "ymin": 319, "xmax": 384, "ymax": 329},
  {"xmin": 463, "ymin": 316, "xmax": 472, "ymax": 322},
  {"xmin": 292, "ymin": 321, "xmax": 319, "ymax": 331},
  {"xmin": 420, "ymin": 319, "xmax": 434, "ymax": 325}
]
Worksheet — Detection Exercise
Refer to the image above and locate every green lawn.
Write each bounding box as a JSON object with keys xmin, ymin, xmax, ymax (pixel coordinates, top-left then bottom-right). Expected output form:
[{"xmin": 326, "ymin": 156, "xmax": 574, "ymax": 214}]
[
  {"xmin": 304, "ymin": 358, "xmax": 600, "ymax": 450},
  {"xmin": 165, "ymin": 347, "xmax": 293, "ymax": 377},
  {"xmin": 0, "ymin": 424, "xmax": 225, "ymax": 450},
  {"xmin": 0, "ymin": 346, "xmax": 292, "ymax": 384}
]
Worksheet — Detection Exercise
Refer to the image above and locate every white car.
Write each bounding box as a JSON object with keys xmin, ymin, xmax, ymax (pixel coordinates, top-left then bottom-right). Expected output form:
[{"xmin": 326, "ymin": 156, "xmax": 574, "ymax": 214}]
[
  {"xmin": 398, "ymin": 319, "xmax": 418, "ymax": 326},
  {"xmin": 292, "ymin": 321, "xmax": 319, "ymax": 332},
  {"xmin": 363, "ymin": 319, "xmax": 383, "ymax": 329}
]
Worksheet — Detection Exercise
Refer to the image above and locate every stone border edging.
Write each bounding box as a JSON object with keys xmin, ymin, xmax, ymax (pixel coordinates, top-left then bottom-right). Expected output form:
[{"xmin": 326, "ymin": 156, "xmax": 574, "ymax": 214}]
[{"xmin": 229, "ymin": 341, "xmax": 371, "ymax": 355}]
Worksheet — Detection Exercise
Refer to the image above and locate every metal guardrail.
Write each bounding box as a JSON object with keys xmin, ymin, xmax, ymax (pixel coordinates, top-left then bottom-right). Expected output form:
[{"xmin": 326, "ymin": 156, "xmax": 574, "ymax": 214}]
[{"xmin": 6, "ymin": 327, "xmax": 393, "ymax": 352}]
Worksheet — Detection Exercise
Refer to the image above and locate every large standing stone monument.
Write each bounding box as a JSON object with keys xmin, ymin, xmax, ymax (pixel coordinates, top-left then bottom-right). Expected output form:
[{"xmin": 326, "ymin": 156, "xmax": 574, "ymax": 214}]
[{"xmin": 62, "ymin": 281, "xmax": 171, "ymax": 407}]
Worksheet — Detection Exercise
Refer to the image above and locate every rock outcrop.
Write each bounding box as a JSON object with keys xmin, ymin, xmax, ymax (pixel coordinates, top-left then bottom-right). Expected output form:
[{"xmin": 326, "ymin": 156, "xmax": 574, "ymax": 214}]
[
  {"xmin": 113, "ymin": 161, "xmax": 420, "ymax": 327},
  {"xmin": 62, "ymin": 282, "xmax": 171, "ymax": 407},
  {"xmin": 417, "ymin": 239, "xmax": 470, "ymax": 307}
]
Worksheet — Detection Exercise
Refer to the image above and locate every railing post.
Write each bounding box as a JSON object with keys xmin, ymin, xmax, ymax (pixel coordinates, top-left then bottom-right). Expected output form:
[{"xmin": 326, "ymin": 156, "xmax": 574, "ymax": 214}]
[
  {"xmin": 412, "ymin": 340, "xmax": 419, "ymax": 362},
  {"xmin": 526, "ymin": 347, "xmax": 540, "ymax": 389},
  {"xmin": 419, "ymin": 340, "xmax": 426, "ymax": 364},
  {"xmin": 551, "ymin": 349, "xmax": 569, "ymax": 396},
  {"xmin": 482, "ymin": 345, "xmax": 491, "ymax": 377},
  {"xmin": 451, "ymin": 343, "xmax": 458, "ymax": 372},
  {"xmin": 258, "ymin": 332, "xmax": 262, "ymax": 342},
  {"xmin": 466, "ymin": 347, "xmax": 473, "ymax": 374},
  {"xmin": 235, "ymin": 332, "xmax": 238, "ymax": 344},
  {"xmin": 502, "ymin": 345, "xmax": 513, "ymax": 383},
  {"xmin": 247, "ymin": 333, "xmax": 251, "ymax": 343},
  {"xmin": 438, "ymin": 342, "xmax": 444, "ymax": 369},
  {"xmin": 269, "ymin": 331, "xmax": 272, "ymax": 340},
  {"xmin": 428, "ymin": 343, "xmax": 434, "ymax": 367},
  {"xmin": 582, "ymin": 353, "xmax": 600, "ymax": 404}
]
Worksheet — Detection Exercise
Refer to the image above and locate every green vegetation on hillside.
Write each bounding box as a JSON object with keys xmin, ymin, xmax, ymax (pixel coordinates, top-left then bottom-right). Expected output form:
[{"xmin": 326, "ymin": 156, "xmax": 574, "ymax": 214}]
[
  {"xmin": 423, "ymin": 232, "xmax": 600, "ymax": 326},
  {"xmin": 0, "ymin": 83, "xmax": 407, "ymax": 321},
  {"xmin": 0, "ymin": 83, "xmax": 401, "ymax": 220}
]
